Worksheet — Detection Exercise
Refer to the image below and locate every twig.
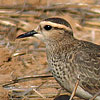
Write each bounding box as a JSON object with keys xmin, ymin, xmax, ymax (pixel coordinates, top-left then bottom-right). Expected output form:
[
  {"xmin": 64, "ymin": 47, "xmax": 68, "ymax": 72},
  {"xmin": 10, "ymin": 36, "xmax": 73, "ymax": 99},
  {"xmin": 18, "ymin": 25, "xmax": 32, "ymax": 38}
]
[
  {"xmin": 2, "ymin": 75, "xmax": 53, "ymax": 88},
  {"xmin": 32, "ymin": 88, "xmax": 46, "ymax": 98},
  {"xmin": 69, "ymin": 79, "xmax": 79, "ymax": 100}
]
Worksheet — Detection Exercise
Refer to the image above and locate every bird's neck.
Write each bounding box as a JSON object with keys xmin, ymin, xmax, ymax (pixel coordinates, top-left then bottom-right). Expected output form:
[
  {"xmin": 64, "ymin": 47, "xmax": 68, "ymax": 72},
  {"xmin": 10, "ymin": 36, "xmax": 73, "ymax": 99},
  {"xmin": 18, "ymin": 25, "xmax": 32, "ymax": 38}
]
[{"xmin": 45, "ymin": 35, "xmax": 77, "ymax": 53}]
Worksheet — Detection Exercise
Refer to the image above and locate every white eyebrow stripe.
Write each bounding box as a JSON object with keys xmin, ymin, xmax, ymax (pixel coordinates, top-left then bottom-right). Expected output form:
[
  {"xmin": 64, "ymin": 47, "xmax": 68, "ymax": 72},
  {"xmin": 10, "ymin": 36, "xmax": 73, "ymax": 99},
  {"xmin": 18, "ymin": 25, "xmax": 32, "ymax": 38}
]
[{"xmin": 40, "ymin": 21, "xmax": 72, "ymax": 32}]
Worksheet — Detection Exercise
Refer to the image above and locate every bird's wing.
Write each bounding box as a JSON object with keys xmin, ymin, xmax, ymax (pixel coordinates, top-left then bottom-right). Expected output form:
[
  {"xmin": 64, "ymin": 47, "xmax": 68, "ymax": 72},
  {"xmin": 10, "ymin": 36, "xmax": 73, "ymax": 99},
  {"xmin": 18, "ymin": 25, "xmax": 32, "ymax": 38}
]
[{"xmin": 74, "ymin": 50, "xmax": 100, "ymax": 95}]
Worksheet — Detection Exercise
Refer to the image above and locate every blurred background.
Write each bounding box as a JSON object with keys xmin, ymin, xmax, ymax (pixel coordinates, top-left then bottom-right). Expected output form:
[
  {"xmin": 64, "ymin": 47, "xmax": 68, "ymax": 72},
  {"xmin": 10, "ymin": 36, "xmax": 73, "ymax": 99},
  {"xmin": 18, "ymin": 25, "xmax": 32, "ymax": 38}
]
[{"xmin": 0, "ymin": 0, "xmax": 100, "ymax": 100}]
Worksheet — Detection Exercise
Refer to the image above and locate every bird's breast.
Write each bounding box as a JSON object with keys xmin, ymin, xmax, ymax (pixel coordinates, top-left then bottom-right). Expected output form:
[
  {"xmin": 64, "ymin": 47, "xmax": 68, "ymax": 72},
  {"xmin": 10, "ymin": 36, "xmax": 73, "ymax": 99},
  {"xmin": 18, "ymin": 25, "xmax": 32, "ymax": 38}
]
[{"xmin": 46, "ymin": 50, "xmax": 78, "ymax": 85}]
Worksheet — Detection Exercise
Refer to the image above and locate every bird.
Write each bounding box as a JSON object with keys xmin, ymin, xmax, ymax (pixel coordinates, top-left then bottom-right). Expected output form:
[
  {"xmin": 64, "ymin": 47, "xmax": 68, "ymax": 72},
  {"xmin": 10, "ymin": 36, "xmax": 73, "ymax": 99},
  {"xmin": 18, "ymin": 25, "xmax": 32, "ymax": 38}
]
[{"xmin": 17, "ymin": 17, "xmax": 100, "ymax": 100}]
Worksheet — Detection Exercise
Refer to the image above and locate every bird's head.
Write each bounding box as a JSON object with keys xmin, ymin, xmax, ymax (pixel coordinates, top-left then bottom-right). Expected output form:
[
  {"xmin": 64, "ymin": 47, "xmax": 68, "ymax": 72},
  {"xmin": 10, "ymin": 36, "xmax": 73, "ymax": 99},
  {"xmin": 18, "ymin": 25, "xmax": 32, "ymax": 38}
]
[{"xmin": 17, "ymin": 17, "xmax": 74, "ymax": 43}]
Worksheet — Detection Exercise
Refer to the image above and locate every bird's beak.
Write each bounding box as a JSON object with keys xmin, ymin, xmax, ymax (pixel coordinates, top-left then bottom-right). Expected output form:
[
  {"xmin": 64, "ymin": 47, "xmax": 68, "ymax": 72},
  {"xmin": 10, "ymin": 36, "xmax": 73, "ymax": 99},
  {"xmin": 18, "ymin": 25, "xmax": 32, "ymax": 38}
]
[{"xmin": 17, "ymin": 30, "xmax": 37, "ymax": 39}]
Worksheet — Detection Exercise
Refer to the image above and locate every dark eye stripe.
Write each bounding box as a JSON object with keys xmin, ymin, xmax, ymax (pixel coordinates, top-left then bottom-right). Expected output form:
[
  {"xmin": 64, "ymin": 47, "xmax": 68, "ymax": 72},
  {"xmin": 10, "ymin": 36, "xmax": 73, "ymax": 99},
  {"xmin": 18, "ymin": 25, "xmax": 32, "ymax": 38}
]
[{"xmin": 53, "ymin": 27, "xmax": 73, "ymax": 36}]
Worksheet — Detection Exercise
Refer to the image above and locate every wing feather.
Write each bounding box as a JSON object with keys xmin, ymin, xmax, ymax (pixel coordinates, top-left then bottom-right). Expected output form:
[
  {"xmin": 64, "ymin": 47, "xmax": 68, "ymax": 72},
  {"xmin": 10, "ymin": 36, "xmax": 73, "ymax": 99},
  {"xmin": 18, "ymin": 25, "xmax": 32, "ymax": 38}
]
[{"xmin": 73, "ymin": 42, "xmax": 100, "ymax": 94}]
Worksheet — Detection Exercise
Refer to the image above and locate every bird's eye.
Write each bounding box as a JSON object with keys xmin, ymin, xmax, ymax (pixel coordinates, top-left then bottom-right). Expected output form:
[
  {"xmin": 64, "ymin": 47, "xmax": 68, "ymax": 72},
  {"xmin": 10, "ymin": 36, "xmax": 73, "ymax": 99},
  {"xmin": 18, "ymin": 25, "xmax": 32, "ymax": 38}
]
[{"xmin": 44, "ymin": 25, "xmax": 52, "ymax": 31}]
